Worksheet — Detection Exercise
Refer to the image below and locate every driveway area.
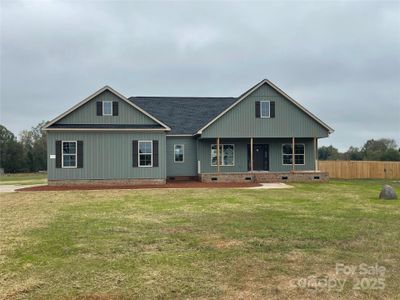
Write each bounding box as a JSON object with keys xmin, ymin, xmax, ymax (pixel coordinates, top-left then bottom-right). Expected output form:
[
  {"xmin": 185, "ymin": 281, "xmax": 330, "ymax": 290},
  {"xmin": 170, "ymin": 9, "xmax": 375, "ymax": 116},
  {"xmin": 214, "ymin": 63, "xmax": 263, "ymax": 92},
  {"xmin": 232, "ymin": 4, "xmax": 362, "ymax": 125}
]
[{"xmin": 0, "ymin": 184, "xmax": 46, "ymax": 193}]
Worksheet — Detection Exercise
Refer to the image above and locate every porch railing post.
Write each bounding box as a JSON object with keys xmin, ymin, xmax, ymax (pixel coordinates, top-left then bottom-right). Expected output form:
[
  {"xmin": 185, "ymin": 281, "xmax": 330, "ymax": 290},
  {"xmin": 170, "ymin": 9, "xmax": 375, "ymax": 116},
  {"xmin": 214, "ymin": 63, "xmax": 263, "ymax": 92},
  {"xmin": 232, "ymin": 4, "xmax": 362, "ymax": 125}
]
[
  {"xmin": 292, "ymin": 137, "xmax": 295, "ymax": 172},
  {"xmin": 250, "ymin": 137, "xmax": 254, "ymax": 172}
]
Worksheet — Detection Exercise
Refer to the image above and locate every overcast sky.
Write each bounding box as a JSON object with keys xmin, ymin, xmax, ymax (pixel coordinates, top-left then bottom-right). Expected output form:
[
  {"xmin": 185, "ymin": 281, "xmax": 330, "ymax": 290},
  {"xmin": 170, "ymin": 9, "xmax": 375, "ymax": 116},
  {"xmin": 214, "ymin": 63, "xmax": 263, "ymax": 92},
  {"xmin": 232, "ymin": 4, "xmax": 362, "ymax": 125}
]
[{"xmin": 1, "ymin": 0, "xmax": 399, "ymax": 151}]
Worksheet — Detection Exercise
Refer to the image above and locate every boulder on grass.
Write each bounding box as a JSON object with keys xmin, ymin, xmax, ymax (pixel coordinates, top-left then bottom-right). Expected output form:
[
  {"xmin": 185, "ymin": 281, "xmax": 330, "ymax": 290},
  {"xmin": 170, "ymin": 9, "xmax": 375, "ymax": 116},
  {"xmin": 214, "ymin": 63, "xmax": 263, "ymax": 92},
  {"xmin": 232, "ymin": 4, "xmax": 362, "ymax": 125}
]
[{"xmin": 379, "ymin": 185, "xmax": 398, "ymax": 200}]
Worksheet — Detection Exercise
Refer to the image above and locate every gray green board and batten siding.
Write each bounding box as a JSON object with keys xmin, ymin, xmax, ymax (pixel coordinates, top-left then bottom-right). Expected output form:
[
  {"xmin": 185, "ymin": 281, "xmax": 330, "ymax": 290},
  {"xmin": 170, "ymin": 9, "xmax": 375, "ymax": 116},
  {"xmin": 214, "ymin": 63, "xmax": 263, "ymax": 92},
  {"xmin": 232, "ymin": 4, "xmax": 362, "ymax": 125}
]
[
  {"xmin": 166, "ymin": 137, "xmax": 198, "ymax": 177},
  {"xmin": 57, "ymin": 90, "xmax": 157, "ymax": 125},
  {"xmin": 47, "ymin": 132, "xmax": 166, "ymax": 180},
  {"xmin": 46, "ymin": 81, "xmax": 331, "ymax": 182},
  {"xmin": 201, "ymin": 84, "xmax": 329, "ymax": 138}
]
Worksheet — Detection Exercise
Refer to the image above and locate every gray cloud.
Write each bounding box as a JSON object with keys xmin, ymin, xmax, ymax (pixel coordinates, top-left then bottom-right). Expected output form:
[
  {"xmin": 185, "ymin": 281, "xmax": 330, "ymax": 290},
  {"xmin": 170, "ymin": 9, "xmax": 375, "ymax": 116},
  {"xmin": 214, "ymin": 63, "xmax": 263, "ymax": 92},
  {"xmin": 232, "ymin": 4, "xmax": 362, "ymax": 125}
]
[{"xmin": 1, "ymin": 0, "xmax": 399, "ymax": 150}]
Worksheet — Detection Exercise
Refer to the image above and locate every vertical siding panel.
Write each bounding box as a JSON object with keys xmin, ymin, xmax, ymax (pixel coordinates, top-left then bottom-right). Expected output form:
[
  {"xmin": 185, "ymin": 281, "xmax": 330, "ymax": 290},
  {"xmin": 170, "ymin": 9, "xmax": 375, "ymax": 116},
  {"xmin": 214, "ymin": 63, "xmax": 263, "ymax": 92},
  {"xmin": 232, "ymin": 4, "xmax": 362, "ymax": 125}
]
[
  {"xmin": 47, "ymin": 131, "xmax": 166, "ymax": 180},
  {"xmin": 166, "ymin": 137, "xmax": 198, "ymax": 176},
  {"xmin": 57, "ymin": 90, "xmax": 157, "ymax": 125},
  {"xmin": 202, "ymin": 84, "xmax": 329, "ymax": 138}
]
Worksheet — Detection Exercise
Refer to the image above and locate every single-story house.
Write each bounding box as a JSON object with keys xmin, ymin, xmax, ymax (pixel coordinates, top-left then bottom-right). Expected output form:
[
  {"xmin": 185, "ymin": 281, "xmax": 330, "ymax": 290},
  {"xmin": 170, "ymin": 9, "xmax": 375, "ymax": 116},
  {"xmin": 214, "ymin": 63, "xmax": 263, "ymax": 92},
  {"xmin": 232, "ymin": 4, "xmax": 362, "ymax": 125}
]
[{"xmin": 43, "ymin": 79, "xmax": 334, "ymax": 185}]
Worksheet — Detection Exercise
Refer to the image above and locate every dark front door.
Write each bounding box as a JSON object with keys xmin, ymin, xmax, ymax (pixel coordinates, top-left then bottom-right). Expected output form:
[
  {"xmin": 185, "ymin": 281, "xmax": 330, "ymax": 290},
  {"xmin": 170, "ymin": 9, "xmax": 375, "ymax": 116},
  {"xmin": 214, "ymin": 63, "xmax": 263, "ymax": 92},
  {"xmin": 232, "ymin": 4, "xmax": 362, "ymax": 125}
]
[{"xmin": 248, "ymin": 144, "xmax": 269, "ymax": 171}]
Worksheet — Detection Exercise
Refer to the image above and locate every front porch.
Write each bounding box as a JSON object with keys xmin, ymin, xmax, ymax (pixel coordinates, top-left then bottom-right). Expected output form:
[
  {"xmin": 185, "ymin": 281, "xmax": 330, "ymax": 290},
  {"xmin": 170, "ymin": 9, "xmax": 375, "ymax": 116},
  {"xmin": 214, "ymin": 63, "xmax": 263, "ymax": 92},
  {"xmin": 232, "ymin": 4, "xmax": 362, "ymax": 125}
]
[
  {"xmin": 196, "ymin": 137, "xmax": 328, "ymax": 183},
  {"xmin": 197, "ymin": 137, "xmax": 321, "ymax": 173}
]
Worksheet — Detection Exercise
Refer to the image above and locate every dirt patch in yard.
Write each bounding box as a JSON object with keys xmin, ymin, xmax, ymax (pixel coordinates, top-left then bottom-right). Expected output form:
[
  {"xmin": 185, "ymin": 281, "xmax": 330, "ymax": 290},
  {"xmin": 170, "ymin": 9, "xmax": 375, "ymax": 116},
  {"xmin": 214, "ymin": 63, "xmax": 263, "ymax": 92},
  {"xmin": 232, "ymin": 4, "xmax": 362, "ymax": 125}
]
[{"xmin": 16, "ymin": 181, "xmax": 261, "ymax": 192}]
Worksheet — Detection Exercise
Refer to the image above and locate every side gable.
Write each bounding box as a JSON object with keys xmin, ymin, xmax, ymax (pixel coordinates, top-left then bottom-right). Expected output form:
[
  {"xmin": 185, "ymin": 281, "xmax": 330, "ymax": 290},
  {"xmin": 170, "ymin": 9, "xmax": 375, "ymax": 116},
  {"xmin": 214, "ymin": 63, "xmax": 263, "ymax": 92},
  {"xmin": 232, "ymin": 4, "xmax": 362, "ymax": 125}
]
[
  {"xmin": 44, "ymin": 86, "xmax": 170, "ymax": 131},
  {"xmin": 199, "ymin": 80, "xmax": 333, "ymax": 138}
]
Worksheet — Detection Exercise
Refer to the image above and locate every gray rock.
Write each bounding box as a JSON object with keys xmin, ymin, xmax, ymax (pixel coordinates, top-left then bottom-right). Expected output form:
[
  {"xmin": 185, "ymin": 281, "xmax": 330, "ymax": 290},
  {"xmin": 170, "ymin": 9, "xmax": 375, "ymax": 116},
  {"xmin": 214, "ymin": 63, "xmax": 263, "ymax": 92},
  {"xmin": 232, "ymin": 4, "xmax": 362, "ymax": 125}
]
[{"xmin": 379, "ymin": 185, "xmax": 398, "ymax": 200}]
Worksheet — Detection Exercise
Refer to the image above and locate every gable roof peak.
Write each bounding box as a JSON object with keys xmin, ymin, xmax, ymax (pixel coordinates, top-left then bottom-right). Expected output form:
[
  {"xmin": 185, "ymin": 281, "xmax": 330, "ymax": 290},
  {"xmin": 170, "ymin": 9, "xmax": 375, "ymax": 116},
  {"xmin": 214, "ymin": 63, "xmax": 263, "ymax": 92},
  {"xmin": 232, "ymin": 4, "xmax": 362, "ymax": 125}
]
[
  {"xmin": 43, "ymin": 85, "xmax": 171, "ymax": 131},
  {"xmin": 197, "ymin": 79, "xmax": 334, "ymax": 134}
]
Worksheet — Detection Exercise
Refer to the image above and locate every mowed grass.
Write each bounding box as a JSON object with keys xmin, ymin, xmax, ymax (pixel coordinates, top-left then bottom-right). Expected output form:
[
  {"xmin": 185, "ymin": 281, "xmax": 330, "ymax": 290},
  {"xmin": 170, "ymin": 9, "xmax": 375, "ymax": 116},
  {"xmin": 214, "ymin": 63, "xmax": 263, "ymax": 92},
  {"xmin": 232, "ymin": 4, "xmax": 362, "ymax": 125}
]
[
  {"xmin": 0, "ymin": 173, "xmax": 47, "ymax": 185},
  {"xmin": 0, "ymin": 180, "xmax": 399, "ymax": 299}
]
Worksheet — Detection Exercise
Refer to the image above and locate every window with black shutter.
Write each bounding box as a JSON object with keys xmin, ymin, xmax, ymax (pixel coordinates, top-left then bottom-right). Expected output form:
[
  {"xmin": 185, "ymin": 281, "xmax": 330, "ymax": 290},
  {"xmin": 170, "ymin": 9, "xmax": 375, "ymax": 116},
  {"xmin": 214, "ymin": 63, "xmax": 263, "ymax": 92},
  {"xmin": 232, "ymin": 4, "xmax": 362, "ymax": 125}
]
[
  {"xmin": 112, "ymin": 101, "xmax": 119, "ymax": 116},
  {"xmin": 153, "ymin": 140, "xmax": 159, "ymax": 167},
  {"xmin": 56, "ymin": 140, "xmax": 62, "ymax": 168},
  {"xmin": 96, "ymin": 101, "xmax": 102, "ymax": 116},
  {"xmin": 132, "ymin": 140, "xmax": 138, "ymax": 167},
  {"xmin": 255, "ymin": 101, "xmax": 260, "ymax": 118},
  {"xmin": 270, "ymin": 101, "xmax": 276, "ymax": 118},
  {"xmin": 77, "ymin": 141, "xmax": 83, "ymax": 168}
]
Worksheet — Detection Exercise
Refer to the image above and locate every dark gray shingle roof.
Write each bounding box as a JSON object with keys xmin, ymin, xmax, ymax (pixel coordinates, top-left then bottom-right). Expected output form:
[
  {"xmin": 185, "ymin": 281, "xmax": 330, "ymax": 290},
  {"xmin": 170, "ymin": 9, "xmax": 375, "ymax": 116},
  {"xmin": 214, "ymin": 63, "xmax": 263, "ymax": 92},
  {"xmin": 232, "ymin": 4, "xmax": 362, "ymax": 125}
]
[
  {"xmin": 49, "ymin": 124, "xmax": 163, "ymax": 129},
  {"xmin": 129, "ymin": 97, "xmax": 237, "ymax": 134}
]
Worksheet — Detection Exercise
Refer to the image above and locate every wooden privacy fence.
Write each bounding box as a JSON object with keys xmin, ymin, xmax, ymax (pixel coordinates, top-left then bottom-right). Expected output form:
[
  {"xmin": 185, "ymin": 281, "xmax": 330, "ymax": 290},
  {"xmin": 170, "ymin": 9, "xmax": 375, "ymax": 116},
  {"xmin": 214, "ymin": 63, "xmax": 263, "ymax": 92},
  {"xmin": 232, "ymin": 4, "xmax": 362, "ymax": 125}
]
[{"xmin": 318, "ymin": 160, "xmax": 400, "ymax": 179}]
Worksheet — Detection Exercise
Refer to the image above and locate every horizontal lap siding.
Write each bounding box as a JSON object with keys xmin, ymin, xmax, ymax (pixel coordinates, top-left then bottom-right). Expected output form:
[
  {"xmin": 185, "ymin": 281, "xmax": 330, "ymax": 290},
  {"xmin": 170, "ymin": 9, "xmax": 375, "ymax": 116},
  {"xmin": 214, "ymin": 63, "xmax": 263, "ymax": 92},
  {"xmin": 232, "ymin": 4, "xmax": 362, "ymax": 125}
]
[
  {"xmin": 201, "ymin": 84, "xmax": 329, "ymax": 138},
  {"xmin": 198, "ymin": 138, "xmax": 315, "ymax": 173},
  {"xmin": 57, "ymin": 90, "xmax": 157, "ymax": 125},
  {"xmin": 47, "ymin": 131, "xmax": 166, "ymax": 180},
  {"xmin": 166, "ymin": 137, "xmax": 197, "ymax": 176}
]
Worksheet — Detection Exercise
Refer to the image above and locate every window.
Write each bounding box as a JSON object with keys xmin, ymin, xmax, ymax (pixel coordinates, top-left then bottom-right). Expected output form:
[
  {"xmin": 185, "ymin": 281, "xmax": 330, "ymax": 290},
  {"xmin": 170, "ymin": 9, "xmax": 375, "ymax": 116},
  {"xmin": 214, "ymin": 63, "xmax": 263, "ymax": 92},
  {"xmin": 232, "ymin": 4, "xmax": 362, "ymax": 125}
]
[
  {"xmin": 138, "ymin": 141, "xmax": 153, "ymax": 167},
  {"xmin": 103, "ymin": 101, "xmax": 113, "ymax": 116},
  {"xmin": 260, "ymin": 101, "xmax": 270, "ymax": 118},
  {"xmin": 62, "ymin": 141, "xmax": 77, "ymax": 168},
  {"xmin": 282, "ymin": 144, "xmax": 305, "ymax": 165},
  {"xmin": 174, "ymin": 144, "xmax": 184, "ymax": 163},
  {"xmin": 211, "ymin": 144, "xmax": 235, "ymax": 166}
]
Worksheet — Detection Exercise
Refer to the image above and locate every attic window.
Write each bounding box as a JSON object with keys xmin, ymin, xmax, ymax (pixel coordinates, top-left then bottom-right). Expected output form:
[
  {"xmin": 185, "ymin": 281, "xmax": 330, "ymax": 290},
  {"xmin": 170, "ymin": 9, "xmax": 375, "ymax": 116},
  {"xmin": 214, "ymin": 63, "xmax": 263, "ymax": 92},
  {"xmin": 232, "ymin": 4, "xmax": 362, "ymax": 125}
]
[
  {"xmin": 103, "ymin": 101, "xmax": 113, "ymax": 116},
  {"xmin": 260, "ymin": 101, "xmax": 270, "ymax": 118}
]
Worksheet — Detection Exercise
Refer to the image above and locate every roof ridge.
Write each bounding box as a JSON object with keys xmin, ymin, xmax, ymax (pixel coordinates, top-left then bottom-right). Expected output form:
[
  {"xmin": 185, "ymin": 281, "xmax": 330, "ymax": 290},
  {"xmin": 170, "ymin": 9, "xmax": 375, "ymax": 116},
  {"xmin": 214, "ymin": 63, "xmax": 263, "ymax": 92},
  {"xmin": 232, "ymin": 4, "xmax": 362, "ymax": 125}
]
[{"xmin": 129, "ymin": 96, "xmax": 236, "ymax": 99}]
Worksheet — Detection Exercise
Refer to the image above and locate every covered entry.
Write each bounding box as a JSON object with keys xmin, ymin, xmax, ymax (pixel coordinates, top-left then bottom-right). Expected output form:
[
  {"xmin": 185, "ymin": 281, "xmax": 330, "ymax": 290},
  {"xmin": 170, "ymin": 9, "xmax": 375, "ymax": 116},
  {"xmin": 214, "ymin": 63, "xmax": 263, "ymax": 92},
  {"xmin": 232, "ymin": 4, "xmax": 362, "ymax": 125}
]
[{"xmin": 248, "ymin": 144, "xmax": 269, "ymax": 171}]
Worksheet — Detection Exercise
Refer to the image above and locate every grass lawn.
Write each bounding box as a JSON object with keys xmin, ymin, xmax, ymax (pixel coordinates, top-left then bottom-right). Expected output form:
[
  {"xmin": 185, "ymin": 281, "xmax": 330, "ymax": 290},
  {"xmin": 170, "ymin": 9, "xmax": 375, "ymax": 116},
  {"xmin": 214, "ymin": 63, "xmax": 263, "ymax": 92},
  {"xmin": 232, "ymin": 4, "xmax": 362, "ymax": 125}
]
[
  {"xmin": 0, "ymin": 180, "xmax": 399, "ymax": 299},
  {"xmin": 0, "ymin": 173, "xmax": 47, "ymax": 186}
]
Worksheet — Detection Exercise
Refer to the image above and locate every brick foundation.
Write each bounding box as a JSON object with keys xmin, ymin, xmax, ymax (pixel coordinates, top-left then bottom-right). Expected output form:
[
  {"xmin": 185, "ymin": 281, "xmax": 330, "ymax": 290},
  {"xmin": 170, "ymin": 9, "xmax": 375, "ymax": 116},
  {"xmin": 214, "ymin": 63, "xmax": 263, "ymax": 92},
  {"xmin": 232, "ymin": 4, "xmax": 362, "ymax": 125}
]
[
  {"xmin": 48, "ymin": 178, "xmax": 166, "ymax": 186},
  {"xmin": 199, "ymin": 171, "xmax": 328, "ymax": 183}
]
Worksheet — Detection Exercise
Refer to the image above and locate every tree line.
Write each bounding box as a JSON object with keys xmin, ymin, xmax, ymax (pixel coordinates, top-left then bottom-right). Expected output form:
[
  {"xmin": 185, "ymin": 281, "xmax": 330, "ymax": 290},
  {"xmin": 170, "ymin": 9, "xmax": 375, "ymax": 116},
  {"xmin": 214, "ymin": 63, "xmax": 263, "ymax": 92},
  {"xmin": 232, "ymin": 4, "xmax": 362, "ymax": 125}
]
[
  {"xmin": 0, "ymin": 122, "xmax": 47, "ymax": 173},
  {"xmin": 0, "ymin": 122, "xmax": 399, "ymax": 173},
  {"xmin": 318, "ymin": 138, "xmax": 400, "ymax": 161}
]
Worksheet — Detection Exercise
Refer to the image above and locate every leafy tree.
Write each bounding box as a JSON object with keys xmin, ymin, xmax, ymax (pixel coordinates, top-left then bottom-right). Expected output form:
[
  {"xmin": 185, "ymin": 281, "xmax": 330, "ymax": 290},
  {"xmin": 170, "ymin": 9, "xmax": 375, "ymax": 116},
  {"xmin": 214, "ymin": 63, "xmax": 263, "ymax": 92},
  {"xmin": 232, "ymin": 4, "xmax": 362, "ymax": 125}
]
[
  {"xmin": 19, "ymin": 121, "xmax": 47, "ymax": 171},
  {"xmin": 318, "ymin": 145, "xmax": 340, "ymax": 160},
  {"xmin": 0, "ymin": 125, "xmax": 25, "ymax": 172},
  {"xmin": 380, "ymin": 148, "xmax": 400, "ymax": 161},
  {"xmin": 342, "ymin": 146, "xmax": 363, "ymax": 161},
  {"xmin": 362, "ymin": 138, "xmax": 398, "ymax": 161}
]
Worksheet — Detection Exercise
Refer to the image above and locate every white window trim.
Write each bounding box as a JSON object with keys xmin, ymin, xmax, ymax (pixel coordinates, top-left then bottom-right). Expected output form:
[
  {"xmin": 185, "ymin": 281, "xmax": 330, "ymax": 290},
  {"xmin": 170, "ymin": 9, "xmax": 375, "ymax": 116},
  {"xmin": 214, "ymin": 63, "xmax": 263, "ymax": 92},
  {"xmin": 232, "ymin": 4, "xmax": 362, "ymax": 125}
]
[
  {"xmin": 174, "ymin": 144, "xmax": 185, "ymax": 163},
  {"xmin": 282, "ymin": 143, "xmax": 305, "ymax": 166},
  {"xmin": 260, "ymin": 101, "xmax": 270, "ymax": 118},
  {"xmin": 138, "ymin": 140, "xmax": 153, "ymax": 167},
  {"xmin": 61, "ymin": 140, "xmax": 77, "ymax": 168},
  {"xmin": 210, "ymin": 144, "xmax": 235, "ymax": 167},
  {"xmin": 102, "ymin": 101, "xmax": 113, "ymax": 116}
]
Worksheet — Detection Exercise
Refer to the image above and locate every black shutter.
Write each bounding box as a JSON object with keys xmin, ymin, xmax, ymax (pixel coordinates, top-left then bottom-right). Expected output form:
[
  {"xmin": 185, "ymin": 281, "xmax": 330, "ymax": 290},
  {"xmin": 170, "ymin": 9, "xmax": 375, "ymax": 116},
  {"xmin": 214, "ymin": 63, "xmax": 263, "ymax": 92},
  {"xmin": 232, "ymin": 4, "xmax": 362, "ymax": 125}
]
[
  {"xmin": 77, "ymin": 141, "xmax": 83, "ymax": 168},
  {"xmin": 132, "ymin": 140, "xmax": 138, "ymax": 167},
  {"xmin": 153, "ymin": 140, "xmax": 159, "ymax": 167},
  {"xmin": 270, "ymin": 101, "xmax": 275, "ymax": 118},
  {"xmin": 112, "ymin": 101, "xmax": 119, "ymax": 116},
  {"xmin": 255, "ymin": 101, "xmax": 260, "ymax": 118},
  {"xmin": 96, "ymin": 101, "xmax": 102, "ymax": 116},
  {"xmin": 56, "ymin": 140, "xmax": 62, "ymax": 168}
]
